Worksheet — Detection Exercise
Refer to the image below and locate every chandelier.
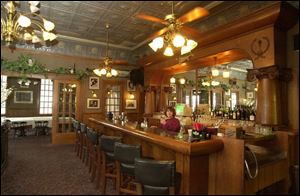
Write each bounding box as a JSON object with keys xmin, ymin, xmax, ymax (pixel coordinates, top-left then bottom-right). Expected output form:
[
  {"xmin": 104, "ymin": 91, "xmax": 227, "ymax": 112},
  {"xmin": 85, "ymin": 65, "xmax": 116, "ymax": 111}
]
[
  {"xmin": 147, "ymin": 2, "xmax": 198, "ymax": 57},
  {"xmin": 93, "ymin": 24, "xmax": 118, "ymax": 78},
  {"xmin": 1, "ymin": 1, "xmax": 57, "ymax": 48}
]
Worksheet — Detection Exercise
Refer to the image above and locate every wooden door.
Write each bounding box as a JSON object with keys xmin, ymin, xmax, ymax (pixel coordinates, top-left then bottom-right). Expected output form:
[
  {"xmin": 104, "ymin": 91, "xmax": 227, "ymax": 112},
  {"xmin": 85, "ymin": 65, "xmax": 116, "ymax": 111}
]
[{"xmin": 52, "ymin": 79, "xmax": 80, "ymax": 144}]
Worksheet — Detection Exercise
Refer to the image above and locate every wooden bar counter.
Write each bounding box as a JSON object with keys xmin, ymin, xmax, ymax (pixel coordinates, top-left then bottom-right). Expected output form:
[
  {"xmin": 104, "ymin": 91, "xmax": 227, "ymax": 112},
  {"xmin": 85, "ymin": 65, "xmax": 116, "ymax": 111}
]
[{"xmin": 88, "ymin": 118, "xmax": 224, "ymax": 195}]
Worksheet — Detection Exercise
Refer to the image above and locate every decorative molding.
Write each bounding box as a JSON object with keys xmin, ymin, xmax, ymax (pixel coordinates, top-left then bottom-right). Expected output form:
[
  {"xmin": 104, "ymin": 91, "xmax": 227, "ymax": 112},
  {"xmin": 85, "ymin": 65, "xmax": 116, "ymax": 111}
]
[
  {"xmin": 247, "ymin": 65, "xmax": 292, "ymax": 82},
  {"xmin": 250, "ymin": 36, "xmax": 270, "ymax": 60}
]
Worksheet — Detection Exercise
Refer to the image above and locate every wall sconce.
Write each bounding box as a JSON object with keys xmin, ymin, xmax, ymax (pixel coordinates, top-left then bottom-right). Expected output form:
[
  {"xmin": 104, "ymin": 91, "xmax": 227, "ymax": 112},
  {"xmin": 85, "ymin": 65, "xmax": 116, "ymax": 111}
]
[
  {"xmin": 223, "ymin": 71, "xmax": 230, "ymax": 78},
  {"xmin": 92, "ymin": 90, "xmax": 97, "ymax": 98},
  {"xmin": 170, "ymin": 77, "xmax": 176, "ymax": 84},
  {"xmin": 129, "ymin": 92, "xmax": 135, "ymax": 99},
  {"xmin": 179, "ymin": 78, "xmax": 186, "ymax": 85}
]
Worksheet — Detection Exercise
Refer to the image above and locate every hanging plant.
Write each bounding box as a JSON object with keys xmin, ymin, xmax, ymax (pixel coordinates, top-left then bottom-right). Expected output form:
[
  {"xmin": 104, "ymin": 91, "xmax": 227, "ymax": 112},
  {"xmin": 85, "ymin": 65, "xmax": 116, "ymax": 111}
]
[{"xmin": 1, "ymin": 55, "xmax": 92, "ymax": 80}]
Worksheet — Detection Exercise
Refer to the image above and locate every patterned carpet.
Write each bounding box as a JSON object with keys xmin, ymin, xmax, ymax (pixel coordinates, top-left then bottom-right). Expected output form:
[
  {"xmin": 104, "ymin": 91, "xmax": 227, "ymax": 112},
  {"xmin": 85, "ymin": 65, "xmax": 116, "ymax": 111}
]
[{"xmin": 1, "ymin": 135, "xmax": 116, "ymax": 195}]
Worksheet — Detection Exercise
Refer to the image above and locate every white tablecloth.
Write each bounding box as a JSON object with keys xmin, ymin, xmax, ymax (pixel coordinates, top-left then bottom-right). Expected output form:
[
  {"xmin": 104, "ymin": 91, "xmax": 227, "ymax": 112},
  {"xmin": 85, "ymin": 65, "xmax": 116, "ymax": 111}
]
[{"xmin": 2, "ymin": 116, "xmax": 52, "ymax": 128}]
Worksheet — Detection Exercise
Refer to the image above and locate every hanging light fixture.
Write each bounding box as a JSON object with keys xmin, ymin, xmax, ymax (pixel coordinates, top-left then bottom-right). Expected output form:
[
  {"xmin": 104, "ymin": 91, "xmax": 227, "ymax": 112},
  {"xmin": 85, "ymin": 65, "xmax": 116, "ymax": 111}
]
[
  {"xmin": 223, "ymin": 65, "xmax": 230, "ymax": 78},
  {"xmin": 93, "ymin": 24, "xmax": 118, "ymax": 78},
  {"xmin": 170, "ymin": 76, "xmax": 176, "ymax": 84},
  {"xmin": 147, "ymin": 2, "xmax": 199, "ymax": 57},
  {"xmin": 1, "ymin": 1, "xmax": 57, "ymax": 49}
]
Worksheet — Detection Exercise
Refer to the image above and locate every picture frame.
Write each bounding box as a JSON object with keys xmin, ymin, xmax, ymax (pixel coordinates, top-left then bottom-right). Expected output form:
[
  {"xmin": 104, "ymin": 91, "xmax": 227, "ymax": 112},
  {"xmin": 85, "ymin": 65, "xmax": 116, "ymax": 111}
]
[
  {"xmin": 14, "ymin": 91, "xmax": 33, "ymax": 104},
  {"xmin": 247, "ymin": 92, "xmax": 254, "ymax": 99},
  {"xmin": 87, "ymin": 98, "xmax": 100, "ymax": 109},
  {"xmin": 125, "ymin": 99, "xmax": 137, "ymax": 109},
  {"xmin": 170, "ymin": 83, "xmax": 176, "ymax": 94},
  {"xmin": 89, "ymin": 77, "xmax": 99, "ymax": 89},
  {"xmin": 127, "ymin": 80, "xmax": 136, "ymax": 92}
]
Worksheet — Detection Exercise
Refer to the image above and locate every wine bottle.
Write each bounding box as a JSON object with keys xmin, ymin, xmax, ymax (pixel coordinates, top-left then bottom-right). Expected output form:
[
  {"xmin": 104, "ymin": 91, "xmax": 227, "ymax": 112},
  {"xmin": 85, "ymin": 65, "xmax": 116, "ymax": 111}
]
[
  {"xmin": 232, "ymin": 107, "xmax": 237, "ymax": 120},
  {"xmin": 249, "ymin": 109, "xmax": 256, "ymax": 121},
  {"xmin": 236, "ymin": 105, "xmax": 241, "ymax": 120}
]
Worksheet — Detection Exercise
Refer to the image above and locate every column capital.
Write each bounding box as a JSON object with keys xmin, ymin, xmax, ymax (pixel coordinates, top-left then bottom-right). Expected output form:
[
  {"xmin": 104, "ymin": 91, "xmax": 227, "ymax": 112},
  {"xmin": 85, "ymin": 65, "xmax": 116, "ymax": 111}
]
[{"xmin": 247, "ymin": 65, "xmax": 292, "ymax": 82}]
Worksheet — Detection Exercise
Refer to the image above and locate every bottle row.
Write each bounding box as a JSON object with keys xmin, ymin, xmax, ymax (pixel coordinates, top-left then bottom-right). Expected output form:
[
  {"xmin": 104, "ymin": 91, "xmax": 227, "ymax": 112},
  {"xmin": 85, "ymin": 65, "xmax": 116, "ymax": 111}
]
[{"xmin": 210, "ymin": 105, "xmax": 256, "ymax": 121}]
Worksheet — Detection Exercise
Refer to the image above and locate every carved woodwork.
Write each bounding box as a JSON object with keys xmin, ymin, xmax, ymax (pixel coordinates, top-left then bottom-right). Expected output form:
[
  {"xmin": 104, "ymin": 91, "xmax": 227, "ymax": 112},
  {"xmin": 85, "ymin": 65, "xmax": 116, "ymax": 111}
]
[{"xmin": 247, "ymin": 65, "xmax": 292, "ymax": 126}]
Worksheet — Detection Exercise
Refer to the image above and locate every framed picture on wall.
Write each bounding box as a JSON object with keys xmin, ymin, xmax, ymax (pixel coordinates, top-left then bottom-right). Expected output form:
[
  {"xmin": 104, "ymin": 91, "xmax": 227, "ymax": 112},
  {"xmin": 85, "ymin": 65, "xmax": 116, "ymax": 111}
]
[
  {"xmin": 247, "ymin": 92, "xmax": 254, "ymax": 99},
  {"xmin": 127, "ymin": 80, "xmax": 136, "ymax": 92},
  {"xmin": 87, "ymin": 98, "xmax": 100, "ymax": 109},
  {"xmin": 89, "ymin": 77, "xmax": 99, "ymax": 89},
  {"xmin": 170, "ymin": 84, "xmax": 176, "ymax": 94},
  {"xmin": 125, "ymin": 99, "xmax": 137, "ymax": 109},
  {"xmin": 14, "ymin": 91, "xmax": 33, "ymax": 104}
]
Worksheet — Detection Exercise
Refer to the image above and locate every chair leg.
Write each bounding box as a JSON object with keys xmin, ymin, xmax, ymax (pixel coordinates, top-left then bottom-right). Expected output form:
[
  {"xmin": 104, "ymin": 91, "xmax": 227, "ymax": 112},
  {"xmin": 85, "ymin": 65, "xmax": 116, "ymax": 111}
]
[{"xmin": 100, "ymin": 152, "xmax": 106, "ymax": 194}]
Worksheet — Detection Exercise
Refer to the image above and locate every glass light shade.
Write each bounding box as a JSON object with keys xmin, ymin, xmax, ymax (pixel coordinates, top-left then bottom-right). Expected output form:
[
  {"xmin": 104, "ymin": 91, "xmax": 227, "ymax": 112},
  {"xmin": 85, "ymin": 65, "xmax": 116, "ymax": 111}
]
[
  {"xmin": 106, "ymin": 72, "xmax": 112, "ymax": 78},
  {"xmin": 186, "ymin": 39, "xmax": 198, "ymax": 50},
  {"xmin": 28, "ymin": 1, "xmax": 40, "ymax": 6},
  {"xmin": 223, "ymin": 71, "xmax": 230, "ymax": 78},
  {"xmin": 30, "ymin": 5, "xmax": 39, "ymax": 13},
  {"xmin": 164, "ymin": 46, "xmax": 174, "ymax": 56},
  {"xmin": 254, "ymin": 87, "xmax": 258, "ymax": 91},
  {"xmin": 202, "ymin": 81, "xmax": 210, "ymax": 86},
  {"xmin": 93, "ymin": 69, "xmax": 101, "ymax": 76},
  {"xmin": 181, "ymin": 45, "xmax": 191, "ymax": 55},
  {"xmin": 148, "ymin": 41, "xmax": 158, "ymax": 52},
  {"xmin": 172, "ymin": 34, "xmax": 185, "ymax": 47},
  {"xmin": 32, "ymin": 35, "xmax": 41, "ymax": 43},
  {"xmin": 211, "ymin": 69, "xmax": 219, "ymax": 77},
  {"xmin": 153, "ymin": 37, "xmax": 164, "ymax": 49},
  {"xmin": 18, "ymin": 15, "xmax": 31, "ymax": 27},
  {"xmin": 43, "ymin": 31, "xmax": 50, "ymax": 41},
  {"xmin": 48, "ymin": 32, "xmax": 57, "ymax": 41},
  {"xmin": 170, "ymin": 77, "xmax": 176, "ymax": 84},
  {"xmin": 24, "ymin": 33, "xmax": 32, "ymax": 40},
  {"xmin": 43, "ymin": 19, "xmax": 55, "ymax": 31},
  {"xmin": 111, "ymin": 69, "xmax": 118, "ymax": 76},
  {"xmin": 211, "ymin": 81, "xmax": 220, "ymax": 86},
  {"xmin": 129, "ymin": 94, "xmax": 135, "ymax": 99},
  {"xmin": 100, "ymin": 68, "xmax": 107, "ymax": 75},
  {"xmin": 179, "ymin": 78, "xmax": 186, "ymax": 85}
]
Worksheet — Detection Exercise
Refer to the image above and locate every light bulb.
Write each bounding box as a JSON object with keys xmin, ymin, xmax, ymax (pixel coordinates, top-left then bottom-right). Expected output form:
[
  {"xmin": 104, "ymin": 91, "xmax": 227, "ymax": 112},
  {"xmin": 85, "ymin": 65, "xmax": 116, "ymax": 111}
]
[
  {"xmin": 24, "ymin": 33, "xmax": 32, "ymax": 40},
  {"xmin": 111, "ymin": 69, "xmax": 118, "ymax": 76},
  {"xmin": 129, "ymin": 93, "xmax": 135, "ymax": 99},
  {"xmin": 18, "ymin": 15, "xmax": 31, "ymax": 27},
  {"xmin": 223, "ymin": 71, "xmax": 230, "ymax": 78},
  {"xmin": 148, "ymin": 41, "xmax": 158, "ymax": 52},
  {"xmin": 181, "ymin": 45, "xmax": 191, "ymax": 55},
  {"xmin": 100, "ymin": 68, "xmax": 107, "ymax": 75},
  {"xmin": 170, "ymin": 77, "xmax": 176, "ymax": 84},
  {"xmin": 211, "ymin": 81, "xmax": 220, "ymax": 86},
  {"xmin": 106, "ymin": 72, "xmax": 112, "ymax": 78},
  {"xmin": 153, "ymin": 37, "xmax": 164, "ymax": 49},
  {"xmin": 179, "ymin": 78, "xmax": 186, "ymax": 85},
  {"xmin": 93, "ymin": 69, "xmax": 101, "ymax": 76},
  {"xmin": 43, "ymin": 19, "xmax": 55, "ymax": 31},
  {"xmin": 32, "ymin": 35, "xmax": 41, "ymax": 43},
  {"xmin": 164, "ymin": 46, "xmax": 174, "ymax": 56},
  {"xmin": 173, "ymin": 34, "xmax": 185, "ymax": 47},
  {"xmin": 186, "ymin": 39, "xmax": 198, "ymax": 50},
  {"xmin": 30, "ymin": 5, "xmax": 39, "ymax": 13},
  {"xmin": 211, "ymin": 69, "xmax": 219, "ymax": 77}
]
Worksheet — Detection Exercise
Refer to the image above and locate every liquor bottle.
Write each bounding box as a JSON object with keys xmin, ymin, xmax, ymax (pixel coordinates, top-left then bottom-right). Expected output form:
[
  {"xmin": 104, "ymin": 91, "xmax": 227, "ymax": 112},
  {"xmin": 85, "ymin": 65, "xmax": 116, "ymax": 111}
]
[
  {"xmin": 240, "ymin": 105, "xmax": 245, "ymax": 120},
  {"xmin": 229, "ymin": 108, "xmax": 233, "ymax": 119},
  {"xmin": 236, "ymin": 105, "xmax": 241, "ymax": 120},
  {"xmin": 249, "ymin": 109, "xmax": 256, "ymax": 121},
  {"xmin": 232, "ymin": 106, "xmax": 237, "ymax": 120}
]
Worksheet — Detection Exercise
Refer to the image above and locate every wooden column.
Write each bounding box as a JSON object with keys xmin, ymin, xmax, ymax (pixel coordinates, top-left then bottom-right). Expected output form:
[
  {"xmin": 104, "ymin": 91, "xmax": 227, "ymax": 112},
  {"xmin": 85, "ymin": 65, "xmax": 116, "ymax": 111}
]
[{"xmin": 247, "ymin": 65, "xmax": 292, "ymax": 126}]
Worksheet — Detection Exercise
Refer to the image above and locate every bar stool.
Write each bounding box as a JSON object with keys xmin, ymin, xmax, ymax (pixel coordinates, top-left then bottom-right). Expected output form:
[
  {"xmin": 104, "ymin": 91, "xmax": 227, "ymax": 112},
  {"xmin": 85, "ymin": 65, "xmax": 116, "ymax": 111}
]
[
  {"xmin": 72, "ymin": 120, "xmax": 80, "ymax": 153},
  {"xmin": 99, "ymin": 135, "xmax": 122, "ymax": 194},
  {"xmin": 134, "ymin": 158, "xmax": 176, "ymax": 195},
  {"xmin": 12, "ymin": 122, "xmax": 21, "ymax": 138},
  {"xmin": 35, "ymin": 121, "xmax": 44, "ymax": 136},
  {"xmin": 86, "ymin": 127, "xmax": 99, "ymax": 179},
  {"xmin": 42, "ymin": 121, "xmax": 50, "ymax": 135},
  {"xmin": 114, "ymin": 142, "xmax": 141, "ymax": 195},
  {"xmin": 79, "ymin": 123, "xmax": 88, "ymax": 163},
  {"xmin": 19, "ymin": 121, "xmax": 27, "ymax": 136}
]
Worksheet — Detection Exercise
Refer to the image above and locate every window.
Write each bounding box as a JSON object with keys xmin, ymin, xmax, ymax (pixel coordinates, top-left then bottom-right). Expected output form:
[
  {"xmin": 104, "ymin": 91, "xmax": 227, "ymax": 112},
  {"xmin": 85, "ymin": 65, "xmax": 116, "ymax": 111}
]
[
  {"xmin": 39, "ymin": 79, "xmax": 53, "ymax": 114},
  {"xmin": 105, "ymin": 85, "xmax": 121, "ymax": 116},
  {"xmin": 1, "ymin": 75, "xmax": 8, "ymax": 115},
  {"xmin": 231, "ymin": 92, "xmax": 237, "ymax": 110}
]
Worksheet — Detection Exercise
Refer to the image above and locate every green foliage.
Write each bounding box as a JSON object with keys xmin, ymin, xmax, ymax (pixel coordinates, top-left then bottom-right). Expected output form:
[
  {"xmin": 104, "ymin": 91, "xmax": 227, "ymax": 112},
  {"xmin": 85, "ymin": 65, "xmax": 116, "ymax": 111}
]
[{"xmin": 1, "ymin": 54, "xmax": 91, "ymax": 80}]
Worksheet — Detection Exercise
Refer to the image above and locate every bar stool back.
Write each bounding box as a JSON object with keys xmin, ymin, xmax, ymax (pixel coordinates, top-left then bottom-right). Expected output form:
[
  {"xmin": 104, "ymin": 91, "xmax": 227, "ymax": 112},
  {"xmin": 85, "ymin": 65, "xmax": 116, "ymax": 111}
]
[
  {"xmin": 134, "ymin": 158, "xmax": 176, "ymax": 195},
  {"xmin": 79, "ymin": 123, "xmax": 88, "ymax": 162},
  {"xmin": 99, "ymin": 135, "xmax": 122, "ymax": 194},
  {"xmin": 86, "ymin": 127, "xmax": 99, "ymax": 172},
  {"xmin": 114, "ymin": 142, "xmax": 141, "ymax": 194},
  {"xmin": 72, "ymin": 120, "xmax": 80, "ymax": 154}
]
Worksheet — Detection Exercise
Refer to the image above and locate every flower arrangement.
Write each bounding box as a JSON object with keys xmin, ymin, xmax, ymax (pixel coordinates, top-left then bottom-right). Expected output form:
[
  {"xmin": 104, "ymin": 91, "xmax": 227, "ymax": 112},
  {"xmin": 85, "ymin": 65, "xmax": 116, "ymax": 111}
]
[{"xmin": 1, "ymin": 84, "xmax": 13, "ymax": 104}]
